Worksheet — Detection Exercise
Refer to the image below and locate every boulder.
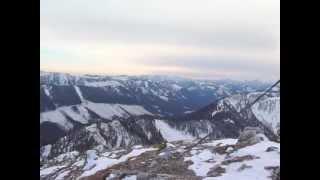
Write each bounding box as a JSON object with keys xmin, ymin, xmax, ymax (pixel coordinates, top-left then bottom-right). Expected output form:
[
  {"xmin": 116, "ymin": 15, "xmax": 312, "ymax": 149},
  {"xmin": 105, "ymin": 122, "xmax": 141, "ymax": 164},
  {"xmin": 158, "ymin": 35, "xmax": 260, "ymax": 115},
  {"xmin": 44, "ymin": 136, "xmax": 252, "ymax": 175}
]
[
  {"xmin": 266, "ymin": 146, "xmax": 279, "ymax": 152},
  {"xmin": 207, "ymin": 165, "xmax": 226, "ymax": 177},
  {"xmin": 237, "ymin": 163, "xmax": 252, "ymax": 171},
  {"xmin": 237, "ymin": 127, "xmax": 264, "ymax": 147}
]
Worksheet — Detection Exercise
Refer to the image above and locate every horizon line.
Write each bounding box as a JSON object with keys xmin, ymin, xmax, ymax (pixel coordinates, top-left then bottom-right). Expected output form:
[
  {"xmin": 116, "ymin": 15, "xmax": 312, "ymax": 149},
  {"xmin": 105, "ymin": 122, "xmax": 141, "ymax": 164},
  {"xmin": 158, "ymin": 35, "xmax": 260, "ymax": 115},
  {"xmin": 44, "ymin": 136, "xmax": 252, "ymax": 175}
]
[{"xmin": 40, "ymin": 69, "xmax": 277, "ymax": 83}]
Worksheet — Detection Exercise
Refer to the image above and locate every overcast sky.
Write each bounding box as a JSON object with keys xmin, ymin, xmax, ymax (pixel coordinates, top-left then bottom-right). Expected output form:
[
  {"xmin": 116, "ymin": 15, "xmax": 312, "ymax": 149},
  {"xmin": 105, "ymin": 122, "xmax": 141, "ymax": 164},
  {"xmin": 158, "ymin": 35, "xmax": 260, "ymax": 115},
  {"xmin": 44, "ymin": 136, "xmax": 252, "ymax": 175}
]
[{"xmin": 40, "ymin": 0, "xmax": 280, "ymax": 81}]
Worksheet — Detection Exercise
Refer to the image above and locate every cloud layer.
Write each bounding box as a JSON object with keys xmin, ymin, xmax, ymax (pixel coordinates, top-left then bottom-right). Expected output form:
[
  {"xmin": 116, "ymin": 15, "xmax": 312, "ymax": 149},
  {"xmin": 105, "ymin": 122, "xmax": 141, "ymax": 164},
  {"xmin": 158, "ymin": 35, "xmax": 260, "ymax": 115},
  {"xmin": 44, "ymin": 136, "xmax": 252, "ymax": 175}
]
[{"xmin": 40, "ymin": 0, "xmax": 280, "ymax": 81}]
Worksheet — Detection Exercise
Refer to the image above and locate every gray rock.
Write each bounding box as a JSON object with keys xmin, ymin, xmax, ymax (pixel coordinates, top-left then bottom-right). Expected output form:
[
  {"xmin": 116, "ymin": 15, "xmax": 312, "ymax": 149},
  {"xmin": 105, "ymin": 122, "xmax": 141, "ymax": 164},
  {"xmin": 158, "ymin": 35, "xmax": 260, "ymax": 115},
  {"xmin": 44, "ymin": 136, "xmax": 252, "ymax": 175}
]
[
  {"xmin": 207, "ymin": 165, "xmax": 226, "ymax": 177},
  {"xmin": 150, "ymin": 160, "xmax": 158, "ymax": 168},
  {"xmin": 159, "ymin": 149, "xmax": 172, "ymax": 160},
  {"xmin": 243, "ymin": 127, "xmax": 263, "ymax": 134},
  {"xmin": 272, "ymin": 167, "xmax": 280, "ymax": 180},
  {"xmin": 265, "ymin": 166, "xmax": 280, "ymax": 180},
  {"xmin": 266, "ymin": 146, "xmax": 279, "ymax": 152},
  {"xmin": 237, "ymin": 127, "xmax": 263, "ymax": 147},
  {"xmin": 237, "ymin": 164, "xmax": 252, "ymax": 171}
]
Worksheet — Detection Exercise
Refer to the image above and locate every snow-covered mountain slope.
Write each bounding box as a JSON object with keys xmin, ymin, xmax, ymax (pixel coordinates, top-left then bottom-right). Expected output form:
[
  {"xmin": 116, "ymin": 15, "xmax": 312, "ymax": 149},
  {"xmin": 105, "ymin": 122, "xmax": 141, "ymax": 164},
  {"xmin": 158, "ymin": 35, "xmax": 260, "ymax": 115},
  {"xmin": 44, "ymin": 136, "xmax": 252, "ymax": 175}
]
[
  {"xmin": 40, "ymin": 71, "xmax": 279, "ymax": 174},
  {"xmin": 251, "ymin": 97, "xmax": 280, "ymax": 136},
  {"xmin": 40, "ymin": 102, "xmax": 152, "ymax": 130},
  {"xmin": 41, "ymin": 116, "xmax": 164, "ymax": 162},
  {"xmin": 40, "ymin": 102, "xmax": 153, "ymax": 146},
  {"xmin": 154, "ymin": 119, "xmax": 195, "ymax": 142},
  {"xmin": 40, "ymin": 128, "xmax": 279, "ymax": 180},
  {"xmin": 40, "ymin": 71, "xmax": 270, "ymax": 116},
  {"xmin": 149, "ymin": 85, "xmax": 280, "ymax": 143},
  {"xmin": 40, "ymin": 71, "xmax": 274, "ymax": 147},
  {"xmin": 41, "ymin": 84, "xmax": 280, "ymax": 161},
  {"xmin": 211, "ymin": 86, "xmax": 280, "ymax": 136}
]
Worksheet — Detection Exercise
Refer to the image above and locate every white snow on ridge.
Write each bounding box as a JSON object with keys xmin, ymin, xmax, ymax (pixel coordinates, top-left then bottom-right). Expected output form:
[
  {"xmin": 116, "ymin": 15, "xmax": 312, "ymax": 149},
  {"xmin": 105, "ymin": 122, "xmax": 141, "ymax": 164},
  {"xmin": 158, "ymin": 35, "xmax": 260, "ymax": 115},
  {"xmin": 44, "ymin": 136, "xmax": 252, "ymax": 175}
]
[
  {"xmin": 184, "ymin": 110, "xmax": 194, "ymax": 114},
  {"xmin": 203, "ymin": 138, "xmax": 237, "ymax": 147},
  {"xmin": 171, "ymin": 84, "xmax": 182, "ymax": 91},
  {"xmin": 223, "ymin": 94, "xmax": 248, "ymax": 112},
  {"xmin": 140, "ymin": 87, "xmax": 148, "ymax": 94},
  {"xmin": 40, "ymin": 165, "xmax": 66, "ymax": 176},
  {"xmin": 159, "ymin": 95, "xmax": 169, "ymax": 101},
  {"xmin": 41, "ymin": 144, "xmax": 52, "ymax": 158},
  {"xmin": 74, "ymin": 86, "xmax": 85, "ymax": 102},
  {"xmin": 84, "ymin": 80, "xmax": 123, "ymax": 87},
  {"xmin": 43, "ymin": 86, "xmax": 51, "ymax": 98},
  {"xmin": 40, "ymin": 110, "xmax": 74, "ymax": 131},
  {"xmin": 155, "ymin": 120, "xmax": 195, "ymax": 142},
  {"xmin": 119, "ymin": 105, "xmax": 153, "ymax": 116},
  {"xmin": 85, "ymin": 103, "xmax": 127, "ymax": 119},
  {"xmin": 40, "ymin": 103, "xmax": 153, "ymax": 128},
  {"xmin": 62, "ymin": 106, "xmax": 90, "ymax": 124},
  {"xmin": 251, "ymin": 97, "xmax": 280, "ymax": 134},
  {"xmin": 112, "ymin": 76, "xmax": 129, "ymax": 81}
]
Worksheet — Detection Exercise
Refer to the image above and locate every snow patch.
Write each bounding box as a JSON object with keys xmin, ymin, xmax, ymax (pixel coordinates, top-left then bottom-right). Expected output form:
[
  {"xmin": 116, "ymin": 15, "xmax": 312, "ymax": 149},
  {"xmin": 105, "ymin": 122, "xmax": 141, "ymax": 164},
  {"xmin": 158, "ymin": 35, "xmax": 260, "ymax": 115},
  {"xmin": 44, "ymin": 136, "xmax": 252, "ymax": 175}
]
[
  {"xmin": 40, "ymin": 110, "xmax": 74, "ymax": 131},
  {"xmin": 203, "ymin": 138, "xmax": 238, "ymax": 147},
  {"xmin": 155, "ymin": 120, "xmax": 195, "ymax": 142},
  {"xmin": 213, "ymin": 141, "xmax": 280, "ymax": 180},
  {"xmin": 119, "ymin": 105, "xmax": 153, "ymax": 116},
  {"xmin": 40, "ymin": 165, "xmax": 66, "ymax": 176},
  {"xmin": 159, "ymin": 95, "xmax": 169, "ymax": 101},
  {"xmin": 184, "ymin": 149, "xmax": 216, "ymax": 177},
  {"xmin": 74, "ymin": 86, "xmax": 85, "ymax": 102},
  {"xmin": 80, "ymin": 148, "xmax": 156, "ymax": 178},
  {"xmin": 84, "ymin": 80, "xmax": 123, "ymax": 87},
  {"xmin": 172, "ymin": 84, "xmax": 182, "ymax": 91},
  {"xmin": 41, "ymin": 144, "xmax": 52, "ymax": 158},
  {"xmin": 123, "ymin": 175, "xmax": 137, "ymax": 180}
]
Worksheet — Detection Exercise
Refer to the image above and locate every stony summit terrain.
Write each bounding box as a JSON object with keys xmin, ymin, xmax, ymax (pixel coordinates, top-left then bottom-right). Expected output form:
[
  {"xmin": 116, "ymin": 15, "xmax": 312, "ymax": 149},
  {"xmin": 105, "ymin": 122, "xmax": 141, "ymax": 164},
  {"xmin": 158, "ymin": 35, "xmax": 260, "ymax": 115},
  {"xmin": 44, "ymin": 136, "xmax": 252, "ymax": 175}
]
[{"xmin": 40, "ymin": 127, "xmax": 279, "ymax": 180}]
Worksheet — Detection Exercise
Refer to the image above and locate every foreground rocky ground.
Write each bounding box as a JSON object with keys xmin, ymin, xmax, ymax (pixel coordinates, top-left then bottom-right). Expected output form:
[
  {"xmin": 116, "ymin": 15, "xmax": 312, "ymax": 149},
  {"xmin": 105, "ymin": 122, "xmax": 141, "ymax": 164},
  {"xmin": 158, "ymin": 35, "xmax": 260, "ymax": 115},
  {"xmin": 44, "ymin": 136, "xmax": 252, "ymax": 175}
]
[{"xmin": 40, "ymin": 127, "xmax": 279, "ymax": 180}]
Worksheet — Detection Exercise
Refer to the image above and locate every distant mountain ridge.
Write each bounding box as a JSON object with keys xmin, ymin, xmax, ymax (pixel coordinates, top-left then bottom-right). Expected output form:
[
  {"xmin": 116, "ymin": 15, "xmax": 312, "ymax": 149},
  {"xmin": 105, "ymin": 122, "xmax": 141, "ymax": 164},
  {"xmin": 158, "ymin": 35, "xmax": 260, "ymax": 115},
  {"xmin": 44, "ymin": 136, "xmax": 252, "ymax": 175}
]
[{"xmin": 40, "ymin": 71, "xmax": 270, "ymax": 115}]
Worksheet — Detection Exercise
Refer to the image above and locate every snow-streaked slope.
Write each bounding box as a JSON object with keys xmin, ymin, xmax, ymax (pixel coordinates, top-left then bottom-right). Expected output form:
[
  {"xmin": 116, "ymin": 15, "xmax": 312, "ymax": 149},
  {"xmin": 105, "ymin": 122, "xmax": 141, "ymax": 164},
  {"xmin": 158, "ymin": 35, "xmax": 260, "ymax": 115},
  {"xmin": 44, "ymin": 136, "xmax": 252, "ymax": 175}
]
[
  {"xmin": 74, "ymin": 85, "xmax": 85, "ymax": 102},
  {"xmin": 83, "ymin": 80, "xmax": 124, "ymax": 87},
  {"xmin": 211, "ymin": 92, "xmax": 280, "ymax": 136},
  {"xmin": 251, "ymin": 97, "xmax": 280, "ymax": 135},
  {"xmin": 85, "ymin": 102, "xmax": 128, "ymax": 119},
  {"xmin": 154, "ymin": 119, "xmax": 195, "ymax": 142},
  {"xmin": 40, "ymin": 110, "xmax": 74, "ymax": 131},
  {"xmin": 40, "ymin": 102, "xmax": 153, "ymax": 130},
  {"xmin": 41, "ymin": 118, "xmax": 164, "ymax": 159},
  {"xmin": 119, "ymin": 104, "xmax": 153, "ymax": 116}
]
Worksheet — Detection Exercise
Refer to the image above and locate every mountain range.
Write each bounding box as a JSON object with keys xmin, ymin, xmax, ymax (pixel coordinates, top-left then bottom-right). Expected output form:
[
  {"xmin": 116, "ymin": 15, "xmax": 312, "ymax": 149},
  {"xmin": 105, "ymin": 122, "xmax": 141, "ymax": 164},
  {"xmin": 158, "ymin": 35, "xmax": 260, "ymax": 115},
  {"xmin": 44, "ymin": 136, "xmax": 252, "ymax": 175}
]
[{"xmin": 40, "ymin": 71, "xmax": 280, "ymax": 180}]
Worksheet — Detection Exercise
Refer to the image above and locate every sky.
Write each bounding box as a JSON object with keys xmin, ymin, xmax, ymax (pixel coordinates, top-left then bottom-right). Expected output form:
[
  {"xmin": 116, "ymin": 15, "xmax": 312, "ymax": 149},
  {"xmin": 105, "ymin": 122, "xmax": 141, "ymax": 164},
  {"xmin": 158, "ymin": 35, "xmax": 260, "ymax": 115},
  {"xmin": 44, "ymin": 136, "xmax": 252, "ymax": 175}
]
[{"xmin": 40, "ymin": 0, "xmax": 280, "ymax": 81}]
